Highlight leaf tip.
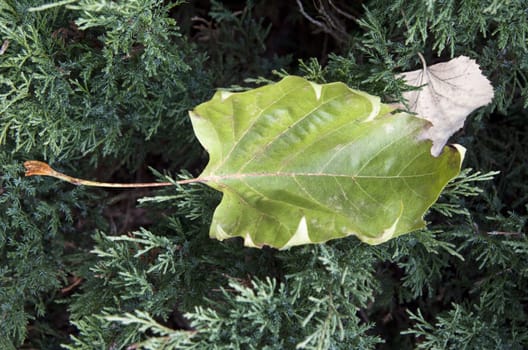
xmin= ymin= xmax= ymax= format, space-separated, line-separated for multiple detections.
xmin=451 ymin=144 xmax=466 ymax=162
xmin=219 ymin=90 xmax=234 ymax=101
xmin=308 ymin=81 xmax=323 ymax=100
xmin=362 ymin=94 xmax=382 ymax=122
xmin=244 ymin=233 xmax=259 ymax=248
xmin=280 ymin=216 xmax=309 ymax=250
xmin=214 ymin=224 xmax=231 ymax=241
xmin=361 ymin=204 xmax=403 ymax=245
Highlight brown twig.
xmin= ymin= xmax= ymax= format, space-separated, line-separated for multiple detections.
xmin=0 ymin=40 xmax=9 ymax=55
xmin=61 ymin=276 xmax=84 ymax=294
xmin=296 ymin=0 xmax=332 ymax=34
xmin=487 ymin=231 xmax=523 ymax=237
xmin=328 ymin=0 xmax=358 ymax=21
xmin=296 ymin=0 xmax=354 ymax=43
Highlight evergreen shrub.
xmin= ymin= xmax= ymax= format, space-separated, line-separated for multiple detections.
xmin=1 ymin=1 xmax=526 ymax=349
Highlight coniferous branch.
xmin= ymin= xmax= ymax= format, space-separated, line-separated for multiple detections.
xmin=1 ymin=1 xmax=527 ymax=348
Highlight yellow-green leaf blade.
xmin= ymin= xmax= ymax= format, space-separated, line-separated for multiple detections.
xmin=190 ymin=76 xmax=463 ymax=248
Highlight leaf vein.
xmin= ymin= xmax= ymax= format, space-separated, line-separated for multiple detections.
xmin=238 ymin=91 xmax=348 ymax=172
xmin=216 ymin=83 xmax=299 ymax=172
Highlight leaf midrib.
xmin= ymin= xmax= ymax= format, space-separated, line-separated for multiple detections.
xmin=197 ymin=171 xmax=437 ymax=184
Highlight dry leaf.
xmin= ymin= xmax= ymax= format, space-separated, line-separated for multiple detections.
xmin=397 ymin=55 xmax=494 ymax=156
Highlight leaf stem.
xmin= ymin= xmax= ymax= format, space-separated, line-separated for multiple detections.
xmin=23 ymin=160 xmax=201 ymax=188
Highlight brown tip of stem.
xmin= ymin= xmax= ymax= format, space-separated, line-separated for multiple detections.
xmin=24 ymin=160 xmax=55 ymax=177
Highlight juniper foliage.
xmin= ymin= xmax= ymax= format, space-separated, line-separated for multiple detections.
xmin=1 ymin=1 xmax=527 ymax=349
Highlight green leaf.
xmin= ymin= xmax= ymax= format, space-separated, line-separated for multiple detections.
xmin=189 ymin=76 xmax=464 ymax=249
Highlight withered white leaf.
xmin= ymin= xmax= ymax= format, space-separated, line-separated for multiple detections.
xmin=397 ymin=55 xmax=494 ymax=156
